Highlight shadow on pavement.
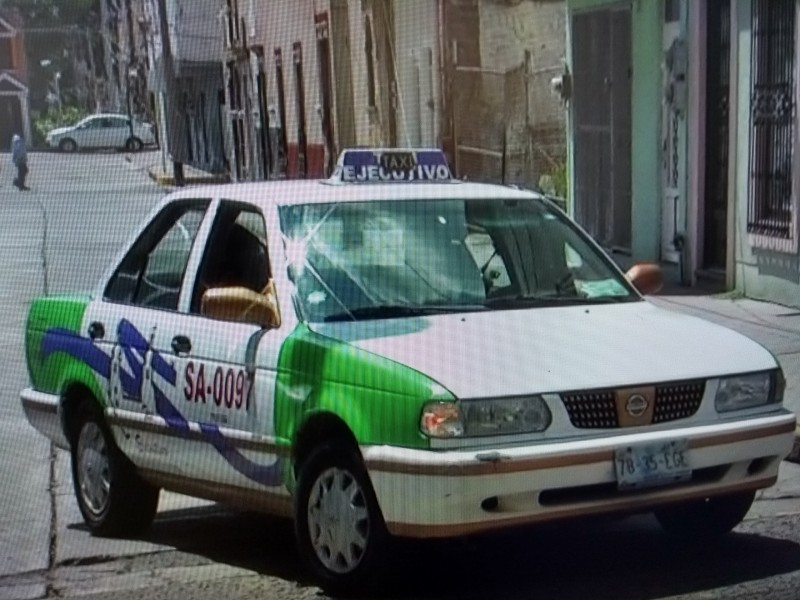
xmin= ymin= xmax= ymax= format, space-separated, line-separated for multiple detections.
xmin=65 ymin=506 xmax=800 ymax=600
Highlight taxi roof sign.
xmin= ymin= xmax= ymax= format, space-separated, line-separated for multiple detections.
xmin=329 ymin=148 xmax=454 ymax=184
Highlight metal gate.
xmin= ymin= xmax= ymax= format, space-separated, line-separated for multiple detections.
xmin=571 ymin=7 xmax=632 ymax=251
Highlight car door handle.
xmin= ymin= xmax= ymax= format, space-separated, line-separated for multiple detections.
xmin=88 ymin=321 xmax=105 ymax=340
xmin=171 ymin=335 xmax=191 ymax=354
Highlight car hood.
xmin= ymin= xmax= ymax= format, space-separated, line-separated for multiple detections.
xmin=308 ymin=300 xmax=777 ymax=398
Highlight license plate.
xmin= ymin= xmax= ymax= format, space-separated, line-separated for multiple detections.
xmin=614 ymin=440 xmax=691 ymax=490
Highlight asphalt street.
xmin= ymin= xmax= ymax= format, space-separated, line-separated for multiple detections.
xmin=0 ymin=151 xmax=800 ymax=600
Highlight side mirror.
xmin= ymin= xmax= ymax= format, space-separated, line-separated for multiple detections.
xmin=625 ymin=263 xmax=664 ymax=295
xmin=201 ymin=286 xmax=280 ymax=328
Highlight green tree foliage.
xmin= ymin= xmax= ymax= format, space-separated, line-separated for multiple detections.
xmin=32 ymin=105 xmax=87 ymax=143
xmin=2 ymin=0 xmax=97 ymax=27
xmin=2 ymin=0 xmax=101 ymax=119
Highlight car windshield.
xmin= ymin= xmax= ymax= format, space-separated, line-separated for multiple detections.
xmin=279 ymin=197 xmax=638 ymax=322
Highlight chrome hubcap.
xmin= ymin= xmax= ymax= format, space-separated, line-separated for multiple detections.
xmin=77 ymin=422 xmax=111 ymax=517
xmin=307 ymin=467 xmax=370 ymax=574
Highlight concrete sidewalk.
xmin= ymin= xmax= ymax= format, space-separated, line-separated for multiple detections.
xmin=649 ymin=289 xmax=800 ymax=518
xmin=146 ymin=163 xmax=229 ymax=186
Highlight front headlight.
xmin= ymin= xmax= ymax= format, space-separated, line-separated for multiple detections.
xmin=715 ymin=371 xmax=781 ymax=412
xmin=421 ymin=396 xmax=552 ymax=438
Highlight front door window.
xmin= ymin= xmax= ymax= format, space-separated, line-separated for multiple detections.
xmin=105 ymin=202 xmax=207 ymax=310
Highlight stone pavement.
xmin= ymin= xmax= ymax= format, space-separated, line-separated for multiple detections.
xmin=649 ymin=289 xmax=800 ymax=519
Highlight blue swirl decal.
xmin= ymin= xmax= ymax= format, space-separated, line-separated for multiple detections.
xmin=41 ymin=328 xmax=112 ymax=380
xmin=42 ymin=319 xmax=282 ymax=487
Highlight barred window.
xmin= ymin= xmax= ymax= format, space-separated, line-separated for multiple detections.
xmin=748 ymin=0 xmax=796 ymax=240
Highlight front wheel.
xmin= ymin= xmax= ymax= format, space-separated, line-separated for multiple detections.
xmin=58 ymin=138 xmax=77 ymax=153
xmin=654 ymin=491 xmax=756 ymax=541
xmin=294 ymin=443 xmax=388 ymax=594
xmin=125 ymin=137 xmax=144 ymax=152
xmin=70 ymin=403 xmax=159 ymax=537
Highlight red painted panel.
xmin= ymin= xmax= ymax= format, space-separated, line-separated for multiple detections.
xmin=287 ymin=143 xmax=298 ymax=178
xmin=306 ymin=144 xmax=325 ymax=178
xmin=287 ymin=143 xmax=325 ymax=179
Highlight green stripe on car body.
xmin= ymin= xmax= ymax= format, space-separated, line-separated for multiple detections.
xmin=274 ymin=323 xmax=454 ymax=451
xmin=25 ymin=294 xmax=105 ymax=402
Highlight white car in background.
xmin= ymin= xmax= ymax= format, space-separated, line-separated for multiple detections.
xmin=45 ymin=113 xmax=156 ymax=152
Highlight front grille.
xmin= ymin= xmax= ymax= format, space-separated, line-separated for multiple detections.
xmin=561 ymin=380 xmax=706 ymax=429
xmin=561 ymin=390 xmax=618 ymax=428
xmin=653 ymin=380 xmax=705 ymax=423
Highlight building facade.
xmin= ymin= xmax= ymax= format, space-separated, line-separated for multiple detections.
xmin=143 ymin=0 xmax=227 ymax=175
xmin=248 ymin=0 xmax=443 ymax=179
xmin=721 ymin=0 xmax=800 ymax=307
xmin=0 ymin=11 xmax=32 ymax=148
xmin=565 ymin=0 xmax=800 ymax=309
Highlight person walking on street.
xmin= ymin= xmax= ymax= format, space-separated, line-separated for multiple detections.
xmin=11 ymin=134 xmax=29 ymax=191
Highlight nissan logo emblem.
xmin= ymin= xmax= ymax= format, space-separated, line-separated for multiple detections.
xmin=626 ymin=394 xmax=649 ymax=418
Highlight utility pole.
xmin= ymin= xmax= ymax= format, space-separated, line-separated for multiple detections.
xmin=99 ymin=0 xmax=120 ymax=111
xmin=155 ymin=0 xmax=186 ymax=185
xmin=84 ymin=28 xmax=99 ymax=111
xmin=125 ymin=0 xmax=136 ymax=140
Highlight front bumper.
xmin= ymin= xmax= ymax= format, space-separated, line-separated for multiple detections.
xmin=363 ymin=412 xmax=796 ymax=538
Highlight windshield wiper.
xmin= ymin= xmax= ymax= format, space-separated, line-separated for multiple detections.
xmin=323 ymin=303 xmax=487 ymax=322
xmin=484 ymin=293 xmax=635 ymax=308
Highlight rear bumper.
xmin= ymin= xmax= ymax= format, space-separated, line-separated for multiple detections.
xmin=363 ymin=412 xmax=796 ymax=538
xmin=20 ymin=388 xmax=69 ymax=450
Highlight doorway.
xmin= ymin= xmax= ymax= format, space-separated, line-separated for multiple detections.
xmin=701 ymin=0 xmax=731 ymax=273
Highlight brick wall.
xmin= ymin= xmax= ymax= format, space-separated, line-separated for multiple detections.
xmin=479 ymin=0 xmax=565 ymax=73
xmin=479 ymin=0 xmax=567 ymax=184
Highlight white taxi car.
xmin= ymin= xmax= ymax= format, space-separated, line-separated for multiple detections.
xmin=20 ymin=148 xmax=796 ymax=592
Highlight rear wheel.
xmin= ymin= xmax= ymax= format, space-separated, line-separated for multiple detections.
xmin=294 ymin=442 xmax=388 ymax=594
xmin=70 ymin=402 xmax=159 ymax=537
xmin=58 ymin=138 xmax=77 ymax=153
xmin=655 ymin=491 xmax=756 ymax=541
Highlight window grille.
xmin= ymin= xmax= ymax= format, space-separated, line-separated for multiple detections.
xmin=748 ymin=0 xmax=796 ymax=240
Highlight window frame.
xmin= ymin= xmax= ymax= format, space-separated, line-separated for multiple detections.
xmin=102 ymin=199 xmax=211 ymax=312
xmin=189 ymin=200 xmax=273 ymax=316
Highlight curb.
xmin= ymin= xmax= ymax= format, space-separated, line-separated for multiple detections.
xmin=146 ymin=167 xmax=229 ymax=186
